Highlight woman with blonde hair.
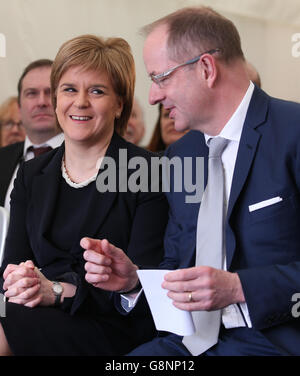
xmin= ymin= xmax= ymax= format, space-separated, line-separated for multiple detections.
xmin=0 ymin=96 xmax=25 ymax=147
xmin=0 ymin=35 xmax=168 ymax=356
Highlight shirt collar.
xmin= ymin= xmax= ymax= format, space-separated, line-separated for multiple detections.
xmin=205 ymin=81 xmax=255 ymax=146
xmin=24 ymin=133 xmax=64 ymax=156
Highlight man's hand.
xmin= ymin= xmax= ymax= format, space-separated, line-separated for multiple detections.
xmin=81 ymin=237 xmax=139 ymax=292
xmin=162 ymin=266 xmax=245 ymax=311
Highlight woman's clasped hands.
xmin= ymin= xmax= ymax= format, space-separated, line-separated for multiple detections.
xmin=2 ymin=260 xmax=55 ymax=307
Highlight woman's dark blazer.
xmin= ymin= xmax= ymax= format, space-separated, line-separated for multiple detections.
xmin=0 ymin=132 xmax=169 ymax=352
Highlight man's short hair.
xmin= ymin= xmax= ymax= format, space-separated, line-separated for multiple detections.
xmin=17 ymin=59 xmax=53 ymax=105
xmin=142 ymin=6 xmax=245 ymax=64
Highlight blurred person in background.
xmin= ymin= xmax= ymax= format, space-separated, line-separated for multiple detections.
xmin=147 ymin=103 xmax=188 ymax=152
xmin=0 ymin=59 xmax=63 ymax=210
xmin=0 ymin=96 xmax=26 ymax=147
xmin=123 ymin=97 xmax=145 ymax=145
xmin=246 ymin=61 xmax=261 ymax=88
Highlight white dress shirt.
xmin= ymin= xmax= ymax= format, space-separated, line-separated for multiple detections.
xmin=204 ymin=81 xmax=255 ymax=328
xmin=4 ymin=133 xmax=64 ymax=212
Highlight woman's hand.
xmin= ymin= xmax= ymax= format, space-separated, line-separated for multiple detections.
xmin=3 ymin=260 xmax=37 ymax=290
xmin=81 ymin=237 xmax=139 ymax=292
xmin=3 ymin=261 xmax=55 ymax=307
xmin=3 ymin=261 xmax=42 ymax=307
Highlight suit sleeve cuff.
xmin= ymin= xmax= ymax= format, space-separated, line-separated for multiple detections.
xmin=120 ymin=288 xmax=144 ymax=312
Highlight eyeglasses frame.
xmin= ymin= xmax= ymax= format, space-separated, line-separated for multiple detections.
xmin=150 ymin=48 xmax=221 ymax=86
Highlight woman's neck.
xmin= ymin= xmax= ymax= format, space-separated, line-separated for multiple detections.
xmin=64 ymin=132 xmax=113 ymax=183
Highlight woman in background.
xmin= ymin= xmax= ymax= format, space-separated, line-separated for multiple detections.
xmin=0 ymin=97 xmax=25 ymax=147
xmin=147 ymin=103 xmax=187 ymax=153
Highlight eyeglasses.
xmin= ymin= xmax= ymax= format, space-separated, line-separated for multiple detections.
xmin=1 ymin=121 xmax=23 ymax=129
xmin=150 ymin=48 xmax=221 ymax=87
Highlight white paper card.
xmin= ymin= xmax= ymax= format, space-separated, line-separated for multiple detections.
xmin=137 ymin=269 xmax=195 ymax=336
xmin=249 ymin=196 xmax=282 ymax=212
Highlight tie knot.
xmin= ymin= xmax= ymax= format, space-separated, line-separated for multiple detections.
xmin=208 ymin=137 xmax=228 ymax=158
xmin=28 ymin=146 xmax=52 ymax=158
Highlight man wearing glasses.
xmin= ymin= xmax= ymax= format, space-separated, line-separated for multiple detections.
xmin=0 ymin=59 xmax=63 ymax=210
xmin=82 ymin=6 xmax=300 ymax=355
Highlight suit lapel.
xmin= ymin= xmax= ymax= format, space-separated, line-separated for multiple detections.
xmin=226 ymin=87 xmax=269 ymax=268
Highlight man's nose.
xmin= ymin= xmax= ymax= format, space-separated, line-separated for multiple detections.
xmin=37 ymin=92 xmax=50 ymax=107
xmin=148 ymin=82 xmax=165 ymax=105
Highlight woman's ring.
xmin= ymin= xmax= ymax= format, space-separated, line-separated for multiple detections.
xmin=188 ymin=292 xmax=193 ymax=302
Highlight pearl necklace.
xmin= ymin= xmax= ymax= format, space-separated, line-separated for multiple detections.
xmin=61 ymin=156 xmax=98 ymax=189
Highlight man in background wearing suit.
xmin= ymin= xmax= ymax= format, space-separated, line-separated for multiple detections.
xmin=81 ymin=6 xmax=300 ymax=355
xmin=0 ymin=59 xmax=64 ymax=210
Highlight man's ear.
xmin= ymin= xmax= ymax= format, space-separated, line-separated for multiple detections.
xmin=198 ymin=54 xmax=218 ymax=88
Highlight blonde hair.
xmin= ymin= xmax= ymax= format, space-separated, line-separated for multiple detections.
xmin=0 ymin=96 xmax=19 ymax=146
xmin=0 ymin=96 xmax=19 ymax=125
xmin=51 ymin=34 xmax=135 ymax=135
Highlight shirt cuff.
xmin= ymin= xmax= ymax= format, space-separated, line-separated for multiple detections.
xmin=239 ymin=302 xmax=253 ymax=328
xmin=120 ymin=288 xmax=144 ymax=312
